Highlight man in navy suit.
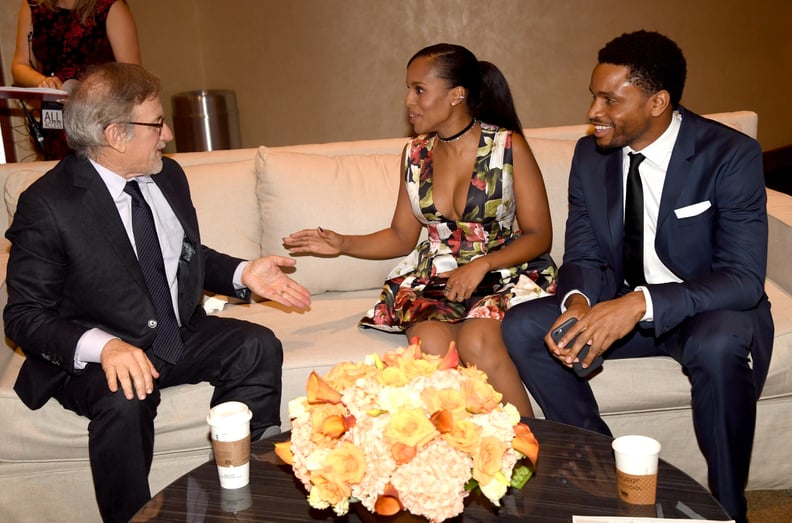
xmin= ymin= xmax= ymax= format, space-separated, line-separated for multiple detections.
xmin=4 ymin=63 xmax=312 ymax=522
xmin=502 ymin=31 xmax=772 ymax=522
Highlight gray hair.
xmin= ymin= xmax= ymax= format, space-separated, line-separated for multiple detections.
xmin=64 ymin=63 xmax=162 ymax=159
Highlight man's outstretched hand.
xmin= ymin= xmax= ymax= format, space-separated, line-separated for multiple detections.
xmin=242 ymin=256 xmax=312 ymax=309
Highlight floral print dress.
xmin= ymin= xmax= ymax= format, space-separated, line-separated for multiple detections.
xmin=360 ymin=123 xmax=557 ymax=332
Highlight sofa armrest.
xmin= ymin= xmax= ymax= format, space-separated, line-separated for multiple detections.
xmin=767 ymin=188 xmax=792 ymax=294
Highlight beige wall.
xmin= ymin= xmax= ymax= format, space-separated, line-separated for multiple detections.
xmin=2 ymin=0 xmax=791 ymax=156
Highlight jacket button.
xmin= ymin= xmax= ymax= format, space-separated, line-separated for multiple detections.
xmin=148 ymin=320 xmax=158 ymax=329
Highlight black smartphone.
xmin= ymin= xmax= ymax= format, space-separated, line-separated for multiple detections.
xmin=422 ymin=272 xmax=502 ymax=300
xmin=422 ymin=277 xmax=449 ymax=299
xmin=550 ymin=317 xmax=603 ymax=378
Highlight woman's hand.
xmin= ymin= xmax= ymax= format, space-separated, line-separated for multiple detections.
xmin=37 ymin=75 xmax=63 ymax=89
xmin=283 ymin=227 xmax=343 ymax=256
xmin=439 ymin=260 xmax=490 ymax=302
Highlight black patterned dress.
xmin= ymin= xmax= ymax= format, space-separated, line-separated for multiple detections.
xmin=360 ymin=123 xmax=557 ymax=332
xmin=28 ymin=0 xmax=118 ymax=159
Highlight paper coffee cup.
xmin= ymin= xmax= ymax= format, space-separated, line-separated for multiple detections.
xmin=207 ymin=401 xmax=253 ymax=489
xmin=612 ymin=435 xmax=661 ymax=504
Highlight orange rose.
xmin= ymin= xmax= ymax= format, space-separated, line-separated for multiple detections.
xmin=462 ymin=377 xmax=502 ymax=414
xmin=442 ymin=418 xmax=482 ymax=453
xmin=320 ymin=441 xmax=366 ymax=485
xmin=420 ymin=386 xmax=442 ymax=414
xmin=379 ymin=366 xmax=409 ymax=387
xmin=397 ymin=357 xmax=436 ymax=380
xmin=310 ymin=472 xmax=349 ymax=505
xmin=437 ymin=388 xmax=468 ymax=417
xmin=512 ymin=422 xmax=540 ymax=465
xmin=422 ymin=387 xmax=467 ymax=419
xmin=458 ymin=365 xmax=489 ymax=383
xmin=325 ymin=361 xmax=377 ymax=390
xmin=382 ymin=346 xmax=414 ymax=367
xmin=472 ymin=436 xmax=507 ymax=485
xmin=391 ymin=441 xmax=418 ymax=464
xmin=384 ymin=408 xmax=438 ymax=448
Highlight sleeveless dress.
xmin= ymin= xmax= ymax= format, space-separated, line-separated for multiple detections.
xmin=28 ymin=0 xmax=118 ymax=160
xmin=359 ymin=123 xmax=557 ymax=333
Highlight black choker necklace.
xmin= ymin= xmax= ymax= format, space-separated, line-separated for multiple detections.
xmin=437 ymin=118 xmax=477 ymax=142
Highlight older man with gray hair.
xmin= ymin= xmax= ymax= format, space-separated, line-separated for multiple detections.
xmin=4 ymin=62 xmax=311 ymax=522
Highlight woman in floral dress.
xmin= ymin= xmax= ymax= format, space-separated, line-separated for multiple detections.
xmin=285 ymin=44 xmax=555 ymax=416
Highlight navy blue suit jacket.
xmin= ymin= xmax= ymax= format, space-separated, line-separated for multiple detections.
xmin=558 ymin=107 xmax=772 ymax=386
xmin=4 ymin=155 xmax=247 ymax=409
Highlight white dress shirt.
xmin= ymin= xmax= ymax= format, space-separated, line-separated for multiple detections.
xmin=624 ymin=111 xmax=683 ymax=321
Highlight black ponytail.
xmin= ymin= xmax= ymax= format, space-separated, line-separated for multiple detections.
xmin=477 ymin=61 xmax=524 ymax=137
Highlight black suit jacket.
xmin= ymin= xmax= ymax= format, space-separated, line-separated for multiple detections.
xmin=4 ymin=155 xmax=247 ymax=409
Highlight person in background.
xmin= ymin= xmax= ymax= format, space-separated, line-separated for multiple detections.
xmin=4 ymin=62 xmax=311 ymax=522
xmin=502 ymin=30 xmax=772 ymax=523
xmin=11 ymin=0 xmax=140 ymax=159
xmin=284 ymin=43 xmax=556 ymax=418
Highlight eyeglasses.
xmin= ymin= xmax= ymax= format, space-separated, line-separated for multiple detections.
xmin=118 ymin=117 xmax=166 ymax=133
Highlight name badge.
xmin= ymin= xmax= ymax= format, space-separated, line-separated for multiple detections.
xmin=41 ymin=101 xmax=64 ymax=130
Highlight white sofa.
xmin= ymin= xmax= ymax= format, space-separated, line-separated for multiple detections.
xmin=0 ymin=111 xmax=790 ymax=522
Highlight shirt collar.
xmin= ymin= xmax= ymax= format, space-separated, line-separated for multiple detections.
xmin=89 ymin=159 xmax=154 ymax=201
xmin=624 ymin=110 xmax=682 ymax=170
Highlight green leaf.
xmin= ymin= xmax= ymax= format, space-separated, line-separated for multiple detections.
xmin=464 ymin=477 xmax=479 ymax=492
xmin=510 ymin=464 xmax=534 ymax=489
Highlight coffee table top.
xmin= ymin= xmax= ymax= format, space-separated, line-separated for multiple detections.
xmin=134 ymin=418 xmax=729 ymax=522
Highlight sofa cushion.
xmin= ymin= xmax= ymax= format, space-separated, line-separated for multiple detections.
xmin=273 ymin=137 xmax=409 ymax=156
xmin=183 ymin=159 xmax=260 ymax=261
xmin=256 ymin=146 xmax=403 ymax=294
xmin=4 ymin=168 xmax=48 ymax=225
xmin=525 ymin=137 xmax=576 ymax=264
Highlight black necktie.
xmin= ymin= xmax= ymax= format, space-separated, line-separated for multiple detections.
xmin=623 ymin=152 xmax=647 ymax=288
xmin=124 ymin=181 xmax=184 ymax=363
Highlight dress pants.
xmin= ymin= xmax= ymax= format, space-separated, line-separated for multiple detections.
xmin=502 ymin=295 xmax=772 ymax=521
xmin=55 ymin=315 xmax=283 ymax=523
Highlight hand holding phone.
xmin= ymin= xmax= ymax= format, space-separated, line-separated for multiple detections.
xmin=550 ymin=317 xmax=603 ymax=378
xmin=422 ymin=272 xmax=502 ymax=300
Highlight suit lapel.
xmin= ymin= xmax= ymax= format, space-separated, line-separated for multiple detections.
xmin=70 ymin=158 xmax=148 ymax=290
xmin=604 ymin=151 xmax=624 ymax=259
xmin=658 ymin=107 xmax=697 ymax=227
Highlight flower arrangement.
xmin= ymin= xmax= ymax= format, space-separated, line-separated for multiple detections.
xmin=275 ymin=339 xmax=539 ymax=523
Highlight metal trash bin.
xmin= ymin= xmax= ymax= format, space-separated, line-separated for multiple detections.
xmin=171 ymin=90 xmax=241 ymax=152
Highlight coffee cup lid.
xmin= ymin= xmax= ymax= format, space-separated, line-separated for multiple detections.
xmin=207 ymin=401 xmax=253 ymax=427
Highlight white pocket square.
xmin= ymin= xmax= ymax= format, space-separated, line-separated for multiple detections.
xmin=674 ymin=200 xmax=711 ymax=219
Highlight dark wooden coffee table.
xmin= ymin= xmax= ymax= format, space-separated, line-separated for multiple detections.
xmin=133 ymin=418 xmax=730 ymax=522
